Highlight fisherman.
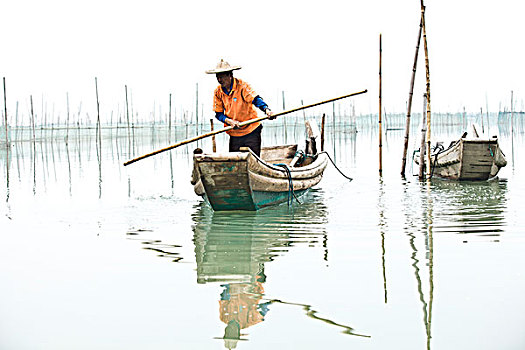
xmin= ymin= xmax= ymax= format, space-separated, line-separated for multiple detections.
xmin=205 ymin=59 xmax=274 ymax=156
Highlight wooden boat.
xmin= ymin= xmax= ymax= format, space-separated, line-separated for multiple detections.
xmin=415 ymin=126 xmax=507 ymax=180
xmin=191 ymin=121 xmax=328 ymax=211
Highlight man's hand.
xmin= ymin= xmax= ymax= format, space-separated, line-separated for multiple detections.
xmin=227 ymin=118 xmax=240 ymax=129
xmin=265 ymin=108 xmax=276 ymax=120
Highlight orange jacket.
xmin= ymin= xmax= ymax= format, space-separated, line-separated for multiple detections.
xmin=213 ymin=78 xmax=261 ymax=137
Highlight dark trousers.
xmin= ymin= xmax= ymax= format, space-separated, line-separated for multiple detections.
xmin=229 ymin=125 xmax=263 ymax=156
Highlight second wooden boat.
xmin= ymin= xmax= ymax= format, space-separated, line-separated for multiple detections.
xmin=415 ymin=126 xmax=507 ymax=180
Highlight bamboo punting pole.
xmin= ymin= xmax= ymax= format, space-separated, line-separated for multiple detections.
xmin=123 ymin=89 xmax=367 ymax=166
xmin=401 ymin=14 xmax=423 ymax=177
xmin=421 ymin=1 xmax=432 ymax=179
xmin=210 ymin=118 xmax=216 ymax=152
xmin=379 ymin=34 xmax=383 ymax=176
xmin=3 ymin=77 xmax=8 ymax=147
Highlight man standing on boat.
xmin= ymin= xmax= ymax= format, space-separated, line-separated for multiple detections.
xmin=206 ymin=59 xmax=274 ymax=156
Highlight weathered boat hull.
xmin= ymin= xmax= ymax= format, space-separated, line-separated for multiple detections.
xmin=192 ymin=145 xmax=328 ymax=211
xmin=416 ymin=138 xmax=507 ymax=180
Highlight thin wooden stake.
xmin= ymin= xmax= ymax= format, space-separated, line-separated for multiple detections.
xmin=125 ymin=85 xmax=131 ymax=153
xmin=168 ymin=93 xmax=172 ymax=143
xmin=210 ymin=118 xmax=216 ymax=152
xmin=66 ymin=93 xmax=70 ymax=144
xmin=30 ymin=95 xmax=36 ymax=142
xmin=401 ymin=14 xmax=423 ymax=177
xmin=419 ymin=94 xmax=427 ymax=180
xmin=379 ymin=34 xmax=383 ymax=176
xmin=321 ymin=113 xmax=326 ymax=151
xmin=3 ymin=77 xmax=8 ymax=147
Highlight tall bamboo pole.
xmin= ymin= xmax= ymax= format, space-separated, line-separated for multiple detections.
xmin=401 ymin=15 xmax=423 ymax=176
xmin=378 ymin=34 xmax=383 ymax=176
xmin=420 ymin=1 xmax=432 ymax=179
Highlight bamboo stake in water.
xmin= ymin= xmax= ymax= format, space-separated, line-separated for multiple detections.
xmin=401 ymin=14 xmax=423 ymax=177
xmin=3 ymin=77 xmax=8 ymax=147
xmin=168 ymin=93 xmax=172 ymax=143
xmin=421 ymin=1 xmax=432 ymax=179
xmin=378 ymin=34 xmax=383 ymax=176
xmin=66 ymin=93 xmax=70 ymax=144
xmin=30 ymin=95 xmax=36 ymax=143
xmin=124 ymin=89 xmax=368 ymax=166
xmin=419 ymin=94 xmax=427 ymax=180
xmin=480 ymin=107 xmax=484 ymax=134
xmin=195 ymin=83 xmax=199 ymax=136
xmin=95 ymin=78 xmax=101 ymax=145
xmin=125 ymin=85 xmax=131 ymax=154
xmin=321 ymin=113 xmax=326 ymax=151
xmin=210 ymin=118 xmax=216 ymax=152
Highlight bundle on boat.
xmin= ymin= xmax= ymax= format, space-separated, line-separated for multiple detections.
xmin=191 ymin=121 xmax=328 ymax=211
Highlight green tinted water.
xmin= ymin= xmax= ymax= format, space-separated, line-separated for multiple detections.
xmin=1 ymin=119 xmax=524 ymax=349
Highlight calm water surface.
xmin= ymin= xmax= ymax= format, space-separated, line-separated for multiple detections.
xmin=1 ymin=119 xmax=524 ymax=349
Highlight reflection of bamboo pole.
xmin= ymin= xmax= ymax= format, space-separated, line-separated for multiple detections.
xmin=401 ymin=15 xmax=423 ymax=177
xmin=420 ymin=1 xmax=432 ymax=179
xmin=263 ymin=299 xmax=370 ymax=338
xmin=210 ymin=118 xmax=216 ymax=152
xmin=379 ymin=34 xmax=383 ymax=176
xmin=427 ymin=222 xmax=434 ymax=350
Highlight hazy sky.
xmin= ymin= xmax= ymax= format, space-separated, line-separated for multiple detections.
xmin=2 ymin=0 xmax=524 ymax=123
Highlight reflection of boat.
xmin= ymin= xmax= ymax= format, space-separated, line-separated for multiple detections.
xmin=191 ymin=198 xmax=369 ymax=347
xmin=430 ymin=179 xmax=507 ymax=238
xmin=191 ymin=121 xmax=328 ymax=211
xmin=415 ymin=126 xmax=507 ymax=180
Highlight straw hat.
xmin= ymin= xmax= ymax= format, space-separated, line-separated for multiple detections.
xmin=205 ymin=59 xmax=242 ymax=74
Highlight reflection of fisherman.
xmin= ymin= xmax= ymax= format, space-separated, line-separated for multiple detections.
xmin=218 ymin=271 xmax=272 ymax=349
